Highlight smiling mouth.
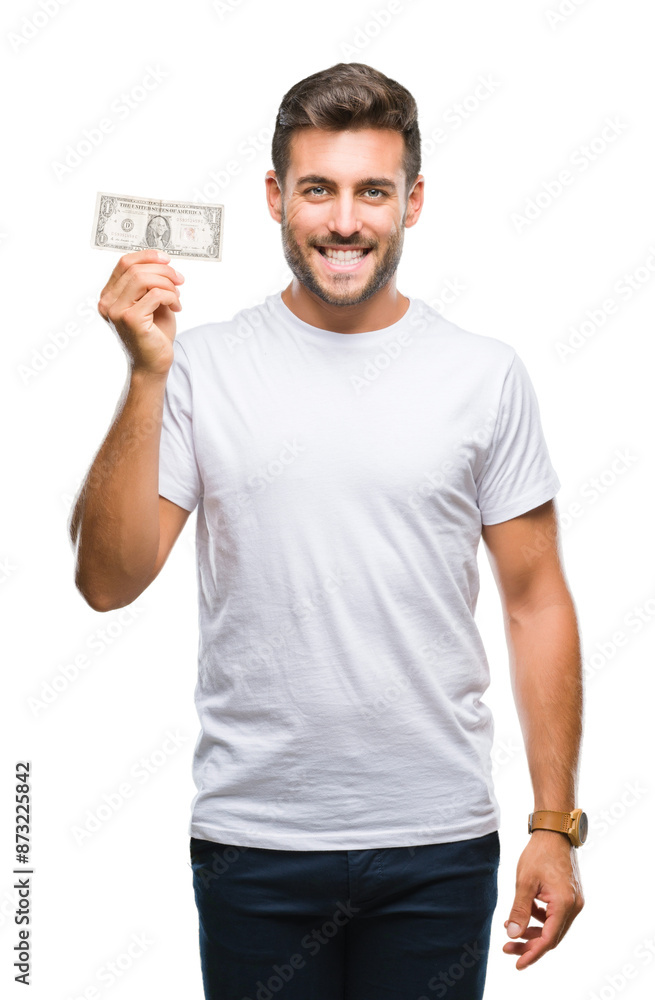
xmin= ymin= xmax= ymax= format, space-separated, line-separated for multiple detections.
xmin=315 ymin=246 xmax=372 ymax=266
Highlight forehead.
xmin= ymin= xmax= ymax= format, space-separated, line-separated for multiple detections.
xmin=287 ymin=128 xmax=405 ymax=182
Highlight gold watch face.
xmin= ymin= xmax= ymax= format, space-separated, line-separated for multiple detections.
xmin=570 ymin=808 xmax=588 ymax=846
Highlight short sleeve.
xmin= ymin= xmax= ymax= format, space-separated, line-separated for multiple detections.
xmin=158 ymin=339 xmax=202 ymax=513
xmin=475 ymin=352 xmax=560 ymax=525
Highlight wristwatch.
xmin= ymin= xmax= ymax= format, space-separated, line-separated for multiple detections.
xmin=528 ymin=808 xmax=588 ymax=847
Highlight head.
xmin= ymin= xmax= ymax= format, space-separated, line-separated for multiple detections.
xmin=149 ymin=216 xmax=168 ymax=238
xmin=266 ymin=62 xmax=424 ymax=307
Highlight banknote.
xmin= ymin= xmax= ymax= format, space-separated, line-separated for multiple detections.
xmin=91 ymin=192 xmax=224 ymax=261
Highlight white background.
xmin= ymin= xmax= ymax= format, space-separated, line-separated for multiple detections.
xmin=2 ymin=0 xmax=654 ymax=997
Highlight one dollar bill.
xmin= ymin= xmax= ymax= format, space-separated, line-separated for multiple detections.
xmin=91 ymin=191 xmax=223 ymax=261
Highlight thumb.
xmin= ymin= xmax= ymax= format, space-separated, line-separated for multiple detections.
xmin=506 ymin=898 xmax=532 ymax=938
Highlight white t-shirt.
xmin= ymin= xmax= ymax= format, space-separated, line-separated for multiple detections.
xmin=158 ymin=290 xmax=560 ymax=850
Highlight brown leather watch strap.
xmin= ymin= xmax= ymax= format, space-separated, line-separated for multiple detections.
xmin=530 ymin=810 xmax=570 ymax=833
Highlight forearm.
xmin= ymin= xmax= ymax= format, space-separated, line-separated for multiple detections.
xmin=69 ymin=368 xmax=168 ymax=610
xmin=506 ymin=598 xmax=584 ymax=811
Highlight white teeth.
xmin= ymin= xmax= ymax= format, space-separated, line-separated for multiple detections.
xmin=322 ymin=247 xmax=366 ymax=262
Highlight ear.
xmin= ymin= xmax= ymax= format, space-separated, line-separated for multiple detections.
xmin=404 ymin=174 xmax=425 ymax=230
xmin=265 ymin=170 xmax=284 ymax=223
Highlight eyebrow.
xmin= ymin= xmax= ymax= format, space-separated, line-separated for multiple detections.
xmin=295 ymin=174 xmax=397 ymax=192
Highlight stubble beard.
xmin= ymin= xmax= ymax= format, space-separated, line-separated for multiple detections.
xmin=279 ymin=205 xmax=406 ymax=307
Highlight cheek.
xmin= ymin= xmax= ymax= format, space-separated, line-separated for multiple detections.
xmin=284 ymin=200 xmax=324 ymax=233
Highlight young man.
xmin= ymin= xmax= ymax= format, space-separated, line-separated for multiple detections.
xmin=69 ymin=62 xmax=585 ymax=999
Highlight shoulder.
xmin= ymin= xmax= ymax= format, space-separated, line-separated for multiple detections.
xmin=410 ymin=298 xmax=517 ymax=372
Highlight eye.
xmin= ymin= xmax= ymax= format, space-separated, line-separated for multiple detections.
xmin=302 ymin=186 xmax=386 ymax=198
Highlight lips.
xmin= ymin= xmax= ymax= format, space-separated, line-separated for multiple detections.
xmin=317 ymin=243 xmax=370 ymax=254
xmin=314 ymin=246 xmax=372 ymax=271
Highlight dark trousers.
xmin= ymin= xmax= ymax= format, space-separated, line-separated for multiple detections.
xmin=190 ymin=829 xmax=500 ymax=999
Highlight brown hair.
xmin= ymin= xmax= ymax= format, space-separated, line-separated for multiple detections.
xmin=271 ymin=62 xmax=421 ymax=197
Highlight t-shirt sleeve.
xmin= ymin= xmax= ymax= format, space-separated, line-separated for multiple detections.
xmin=158 ymin=338 xmax=202 ymax=513
xmin=475 ymin=352 xmax=561 ymax=525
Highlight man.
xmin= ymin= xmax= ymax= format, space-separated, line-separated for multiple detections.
xmin=145 ymin=214 xmax=171 ymax=249
xmin=69 ymin=62 xmax=585 ymax=999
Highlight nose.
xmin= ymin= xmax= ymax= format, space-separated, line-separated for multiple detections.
xmin=327 ymin=193 xmax=364 ymax=239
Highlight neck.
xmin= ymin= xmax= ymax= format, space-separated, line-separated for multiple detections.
xmin=281 ymin=279 xmax=409 ymax=334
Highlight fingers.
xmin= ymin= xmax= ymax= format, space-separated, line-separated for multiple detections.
xmin=100 ymin=249 xmax=173 ymax=295
xmin=114 ymin=248 xmax=174 ymax=274
xmin=113 ymin=266 xmax=182 ymax=309
xmin=110 ymin=286 xmax=180 ymax=330
xmin=503 ymin=845 xmax=585 ymax=971
xmin=502 ymin=903 xmax=568 ymax=970
xmin=99 ymin=262 xmax=184 ymax=322
xmin=504 ymin=900 xmax=546 ymax=933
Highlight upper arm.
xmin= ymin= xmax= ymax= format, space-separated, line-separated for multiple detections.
xmin=150 ymin=495 xmax=192 ymax=582
xmin=481 ymin=498 xmax=570 ymax=623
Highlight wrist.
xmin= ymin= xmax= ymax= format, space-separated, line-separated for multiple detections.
xmin=533 ymin=802 xmax=575 ymax=812
xmin=530 ymin=828 xmax=571 ymax=842
xmin=130 ymin=366 xmax=170 ymax=384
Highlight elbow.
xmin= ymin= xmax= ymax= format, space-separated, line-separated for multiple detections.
xmin=74 ymin=571 xmax=122 ymax=613
xmin=75 ymin=579 xmax=115 ymax=613
xmin=74 ymin=571 xmax=148 ymax=613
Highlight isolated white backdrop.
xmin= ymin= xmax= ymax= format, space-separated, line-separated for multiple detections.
xmin=2 ymin=0 xmax=654 ymax=998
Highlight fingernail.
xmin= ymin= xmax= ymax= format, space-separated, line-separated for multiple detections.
xmin=157 ymin=251 xmax=170 ymax=261
xmin=507 ymin=922 xmax=521 ymax=938
xmin=174 ymin=270 xmax=184 ymax=281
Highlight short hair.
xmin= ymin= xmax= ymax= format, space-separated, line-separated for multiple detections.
xmin=271 ymin=62 xmax=421 ymax=197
